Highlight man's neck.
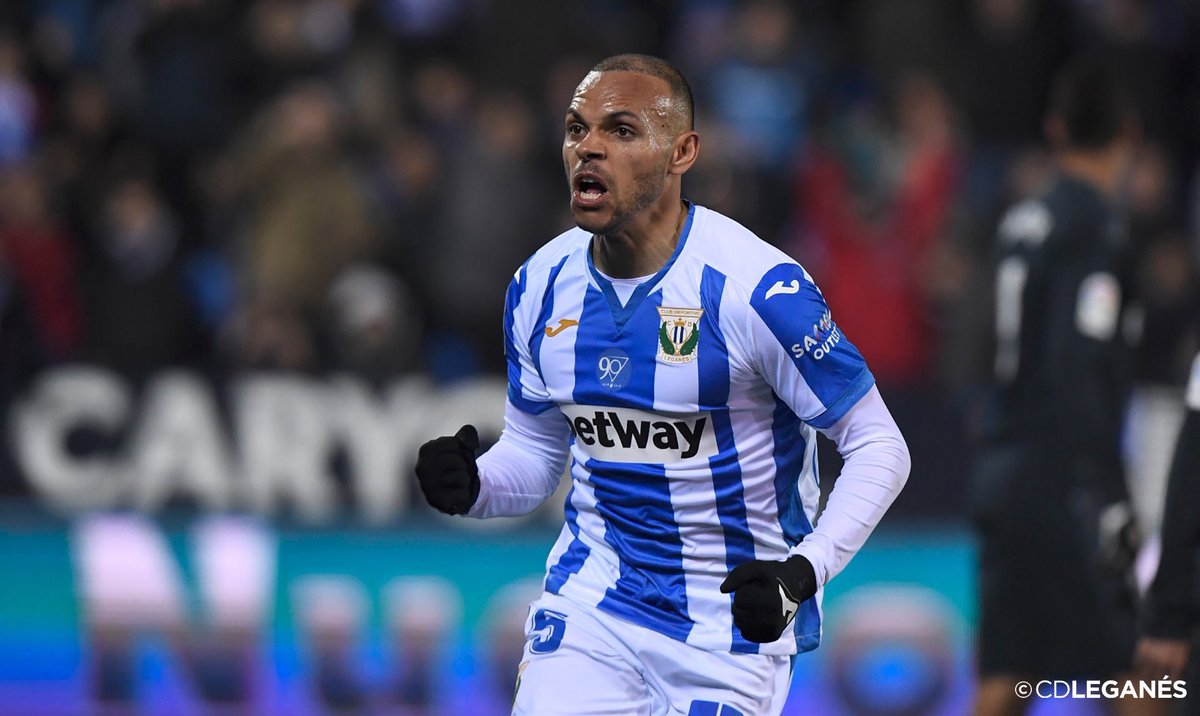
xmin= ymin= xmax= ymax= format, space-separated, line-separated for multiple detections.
xmin=592 ymin=198 xmax=688 ymax=279
xmin=1057 ymin=149 xmax=1123 ymax=199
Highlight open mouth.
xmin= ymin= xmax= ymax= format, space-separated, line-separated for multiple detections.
xmin=572 ymin=172 xmax=609 ymax=207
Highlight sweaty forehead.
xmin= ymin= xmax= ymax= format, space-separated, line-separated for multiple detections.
xmin=570 ymin=70 xmax=675 ymax=124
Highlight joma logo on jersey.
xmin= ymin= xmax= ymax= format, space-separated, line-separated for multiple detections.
xmin=656 ymin=306 xmax=703 ymax=364
xmin=790 ymin=309 xmax=841 ymax=361
xmin=561 ymin=404 xmax=718 ymax=463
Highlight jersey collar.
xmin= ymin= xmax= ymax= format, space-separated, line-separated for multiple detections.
xmin=585 ymin=201 xmax=696 ymax=332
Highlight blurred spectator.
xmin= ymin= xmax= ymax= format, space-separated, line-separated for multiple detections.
xmin=383 ymin=576 xmax=464 ymax=714
xmin=947 ymin=0 xmax=1071 ymax=213
xmin=0 ymin=161 xmax=83 ymax=362
xmin=0 ymin=32 xmax=36 ymax=166
xmin=237 ymin=0 xmax=359 ymax=106
xmin=81 ymin=174 xmax=206 ymax=378
xmin=703 ymin=0 xmax=822 ymax=239
xmin=131 ymin=0 xmax=241 ymax=232
xmin=292 ymin=576 xmax=371 ymax=711
xmin=235 ymin=81 xmax=373 ymax=312
xmin=793 ymin=72 xmax=961 ymax=387
xmin=326 ymin=263 xmax=423 ymax=382
xmin=369 ymin=127 xmax=442 ymax=319
xmin=1125 ymin=145 xmax=1200 ymax=386
xmin=427 ymin=90 xmax=555 ymax=376
xmin=43 ymin=73 xmax=131 ymax=241
xmin=223 ymin=292 xmax=319 ymax=373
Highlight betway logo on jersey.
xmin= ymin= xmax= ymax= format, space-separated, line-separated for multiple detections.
xmin=560 ymin=405 xmax=719 ymax=464
xmin=790 ymin=309 xmax=842 ymax=361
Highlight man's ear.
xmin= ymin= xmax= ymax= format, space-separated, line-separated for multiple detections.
xmin=668 ymin=131 xmax=700 ymax=176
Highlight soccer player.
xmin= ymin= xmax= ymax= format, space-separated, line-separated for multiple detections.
xmin=1135 ymin=345 xmax=1200 ymax=714
xmin=415 ymin=54 xmax=910 ymax=715
xmin=969 ymin=57 xmax=1149 ymax=716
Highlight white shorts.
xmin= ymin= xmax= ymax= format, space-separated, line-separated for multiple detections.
xmin=513 ymin=592 xmax=793 ymax=716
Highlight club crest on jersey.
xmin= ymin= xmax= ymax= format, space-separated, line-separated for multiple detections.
xmin=656 ymin=307 xmax=703 ymax=364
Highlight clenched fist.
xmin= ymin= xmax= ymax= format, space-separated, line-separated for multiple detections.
xmin=415 ymin=425 xmax=481 ymax=515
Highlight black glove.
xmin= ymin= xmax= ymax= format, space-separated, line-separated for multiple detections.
xmin=415 ymin=425 xmax=480 ymax=515
xmin=719 ymin=555 xmax=817 ymax=643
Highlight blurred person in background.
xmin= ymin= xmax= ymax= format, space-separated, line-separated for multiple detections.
xmin=426 ymin=90 xmax=556 ymax=378
xmin=1121 ymin=145 xmax=1199 ymax=539
xmin=292 ymin=576 xmax=371 ymax=711
xmin=219 ymin=80 xmax=373 ymax=375
xmin=383 ymin=576 xmax=463 ymax=715
xmin=0 ymin=161 xmax=83 ymax=365
xmin=790 ymin=72 xmax=963 ymax=514
xmin=414 ymin=54 xmax=910 ymax=715
xmin=702 ymin=0 xmax=821 ymax=242
xmin=793 ymin=71 xmax=961 ymax=391
xmin=1135 ymin=337 xmax=1200 ymax=715
xmin=236 ymin=81 xmax=373 ymax=310
xmin=326 ymin=263 xmax=423 ymax=383
xmin=82 ymin=173 xmax=207 ymax=379
xmin=0 ymin=30 xmax=36 ymax=165
xmin=947 ymin=0 xmax=1071 ymax=213
xmin=969 ymin=57 xmax=1147 ymax=716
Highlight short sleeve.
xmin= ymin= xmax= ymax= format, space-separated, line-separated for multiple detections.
xmin=748 ymin=263 xmax=875 ymax=429
xmin=504 ymin=264 xmax=556 ymax=415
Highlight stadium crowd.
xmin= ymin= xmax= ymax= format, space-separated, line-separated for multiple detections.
xmin=0 ymin=0 xmax=1198 ymax=516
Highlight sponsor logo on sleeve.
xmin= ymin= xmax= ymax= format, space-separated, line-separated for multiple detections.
xmin=789 ymin=309 xmax=842 ymax=361
xmin=765 ymin=279 xmax=801 ymax=300
xmin=561 ymin=404 xmax=718 ymax=464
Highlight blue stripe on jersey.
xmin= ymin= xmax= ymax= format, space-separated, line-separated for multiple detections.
xmin=698 ymin=267 xmax=759 ymax=654
xmin=769 ymin=395 xmax=814 ymax=547
xmin=750 ymin=263 xmax=874 ymax=427
xmin=505 ymin=264 xmax=554 ymax=415
xmin=529 ymin=255 xmax=571 ymax=385
xmin=545 ymin=479 xmax=590 ymax=594
xmin=585 ymin=202 xmax=695 ymax=330
xmin=770 ymin=394 xmax=822 ymax=650
xmin=572 ymin=286 xmax=691 ymax=640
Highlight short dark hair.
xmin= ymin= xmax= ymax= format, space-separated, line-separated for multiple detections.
xmin=590 ymin=53 xmax=694 ymax=131
xmin=1047 ymin=56 xmax=1134 ymax=150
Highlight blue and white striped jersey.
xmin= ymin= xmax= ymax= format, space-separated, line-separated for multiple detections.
xmin=503 ymin=203 xmax=875 ymax=656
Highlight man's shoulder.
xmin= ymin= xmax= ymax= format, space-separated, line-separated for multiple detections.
xmin=690 ymin=205 xmax=814 ymax=297
xmin=519 ymin=226 xmax=589 ymax=281
xmin=998 ymin=177 xmax=1110 ymax=255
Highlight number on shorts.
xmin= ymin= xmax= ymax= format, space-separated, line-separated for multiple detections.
xmin=529 ymin=608 xmax=567 ymax=654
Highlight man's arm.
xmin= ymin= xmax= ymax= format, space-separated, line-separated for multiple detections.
xmin=415 ymin=400 xmax=570 ymax=518
xmin=469 ymin=401 xmax=571 ymax=518
xmin=719 ymin=263 xmax=909 ymax=643
xmin=790 ymin=385 xmax=910 ymax=586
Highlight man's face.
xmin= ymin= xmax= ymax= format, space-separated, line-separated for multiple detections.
xmin=563 ymin=71 xmax=679 ymax=234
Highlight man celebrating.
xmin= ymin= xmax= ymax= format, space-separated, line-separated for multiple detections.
xmin=416 ymin=54 xmax=910 ymax=715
